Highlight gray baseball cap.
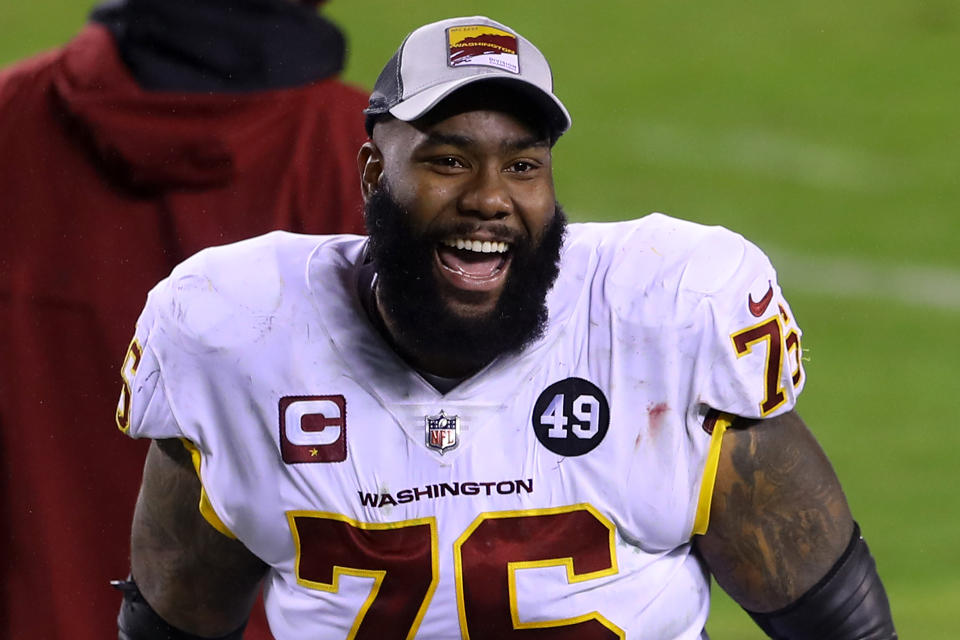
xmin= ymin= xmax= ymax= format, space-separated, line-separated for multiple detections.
xmin=364 ymin=16 xmax=571 ymax=138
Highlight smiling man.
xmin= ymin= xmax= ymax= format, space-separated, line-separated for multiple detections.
xmin=360 ymin=85 xmax=566 ymax=380
xmin=116 ymin=16 xmax=897 ymax=640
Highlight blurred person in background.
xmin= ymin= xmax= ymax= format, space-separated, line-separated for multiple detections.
xmin=0 ymin=0 xmax=368 ymax=637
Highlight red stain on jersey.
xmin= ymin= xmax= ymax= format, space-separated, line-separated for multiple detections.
xmin=647 ymin=402 xmax=669 ymax=435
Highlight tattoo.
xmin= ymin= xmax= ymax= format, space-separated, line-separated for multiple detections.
xmin=130 ymin=439 xmax=268 ymax=635
xmin=696 ymin=411 xmax=854 ymax=612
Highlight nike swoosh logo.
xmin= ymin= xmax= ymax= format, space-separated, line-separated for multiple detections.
xmin=748 ymin=282 xmax=774 ymax=317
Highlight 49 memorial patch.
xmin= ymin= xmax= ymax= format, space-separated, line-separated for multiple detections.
xmin=532 ymin=377 xmax=610 ymax=456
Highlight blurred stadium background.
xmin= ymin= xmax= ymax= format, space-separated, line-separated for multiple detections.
xmin=3 ymin=0 xmax=957 ymax=637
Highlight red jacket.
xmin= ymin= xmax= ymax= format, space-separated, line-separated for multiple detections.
xmin=0 ymin=23 xmax=368 ymax=639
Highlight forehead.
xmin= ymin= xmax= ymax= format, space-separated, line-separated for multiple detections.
xmin=425 ymin=109 xmax=547 ymax=146
xmin=377 ymin=108 xmax=550 ymax=155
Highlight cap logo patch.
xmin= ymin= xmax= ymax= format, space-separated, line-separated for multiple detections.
xmin=447 ymin=25 xmax=519 ymax=74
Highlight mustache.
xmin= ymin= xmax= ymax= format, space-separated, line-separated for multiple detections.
xmin=430 ymin=222 xmax=525 ymax=245
xmin=366 ymin=195 xmax=527 ymax=248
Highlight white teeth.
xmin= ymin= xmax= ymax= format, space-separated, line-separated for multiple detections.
xmin=442 ymin=238 xmax=509 ymax=254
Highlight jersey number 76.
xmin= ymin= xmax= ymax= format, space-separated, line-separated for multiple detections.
xmin=287 ymin=504 xmax=623 ymax=639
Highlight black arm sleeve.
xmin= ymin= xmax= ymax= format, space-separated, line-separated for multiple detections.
xmin=114 ymin=579 xmax=247 ymax=640
xmin=746 ymin=523 xmax=897 ymax=639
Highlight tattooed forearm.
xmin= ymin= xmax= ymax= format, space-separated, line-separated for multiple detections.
xmin=696 ymin=410 xmax=854 ymax=612
xmin=130 ymin=439 xmax=268 ymax=636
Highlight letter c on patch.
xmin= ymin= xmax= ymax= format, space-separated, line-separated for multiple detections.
xmin=279 ymin=395 xmax=347 ymax=463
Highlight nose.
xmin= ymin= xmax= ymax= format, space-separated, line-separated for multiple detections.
xmin=458 ymin=166 xmax=512 ymax=220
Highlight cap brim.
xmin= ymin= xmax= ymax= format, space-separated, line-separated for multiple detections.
xmin=388 ymin=76 xmax=571 ymax=136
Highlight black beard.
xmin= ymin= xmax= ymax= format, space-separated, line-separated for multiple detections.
xmin=364 ymin=186 xmax=566 ymax=375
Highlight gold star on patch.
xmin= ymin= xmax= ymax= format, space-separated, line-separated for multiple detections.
xmin=309 ymin=448 xmax=319 ymax=457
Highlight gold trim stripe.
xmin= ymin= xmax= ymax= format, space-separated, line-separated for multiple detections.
xmin=692 ymin=413 xmax=734 ymax=536
xmin=179 ymin=438 xmax=237 ymax=540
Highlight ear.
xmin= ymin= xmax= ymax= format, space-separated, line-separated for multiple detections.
xmin=357 ymin=141 xmax=384 ymax=203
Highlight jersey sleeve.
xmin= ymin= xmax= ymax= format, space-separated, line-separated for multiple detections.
xmin=684 ymin=230 xmax=805 ymax=420
xmin=116 ymin=277 xmax=185 ymax=441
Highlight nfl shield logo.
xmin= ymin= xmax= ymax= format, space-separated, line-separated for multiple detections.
xmin=425 ymin=410 xmax=460 ymax=454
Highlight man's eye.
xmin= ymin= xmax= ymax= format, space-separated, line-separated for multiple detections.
xmin=433 ymin=157 xmax=464 ymax=169
xmin=509 ymin=161 xmax=538 ymax=173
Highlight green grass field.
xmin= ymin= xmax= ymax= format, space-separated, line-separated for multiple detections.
xmin=4 ymin=1 xmax=958 ymax=636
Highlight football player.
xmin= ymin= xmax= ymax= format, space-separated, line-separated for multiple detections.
xmin=116 ymin=15 xmax=897 ymax=639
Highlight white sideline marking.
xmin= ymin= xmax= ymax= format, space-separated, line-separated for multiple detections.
xmin=768 ymin=248 xmax=960 ymax=312
xmin=628 ymin=122 xmax=909 ymax=192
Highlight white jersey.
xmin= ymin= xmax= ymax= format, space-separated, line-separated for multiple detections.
xmin=118 ymin=214 xmax=804 ymax=640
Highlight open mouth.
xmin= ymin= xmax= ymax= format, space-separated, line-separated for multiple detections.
xmin=436 ymin=237 xmax=512 ymax=290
